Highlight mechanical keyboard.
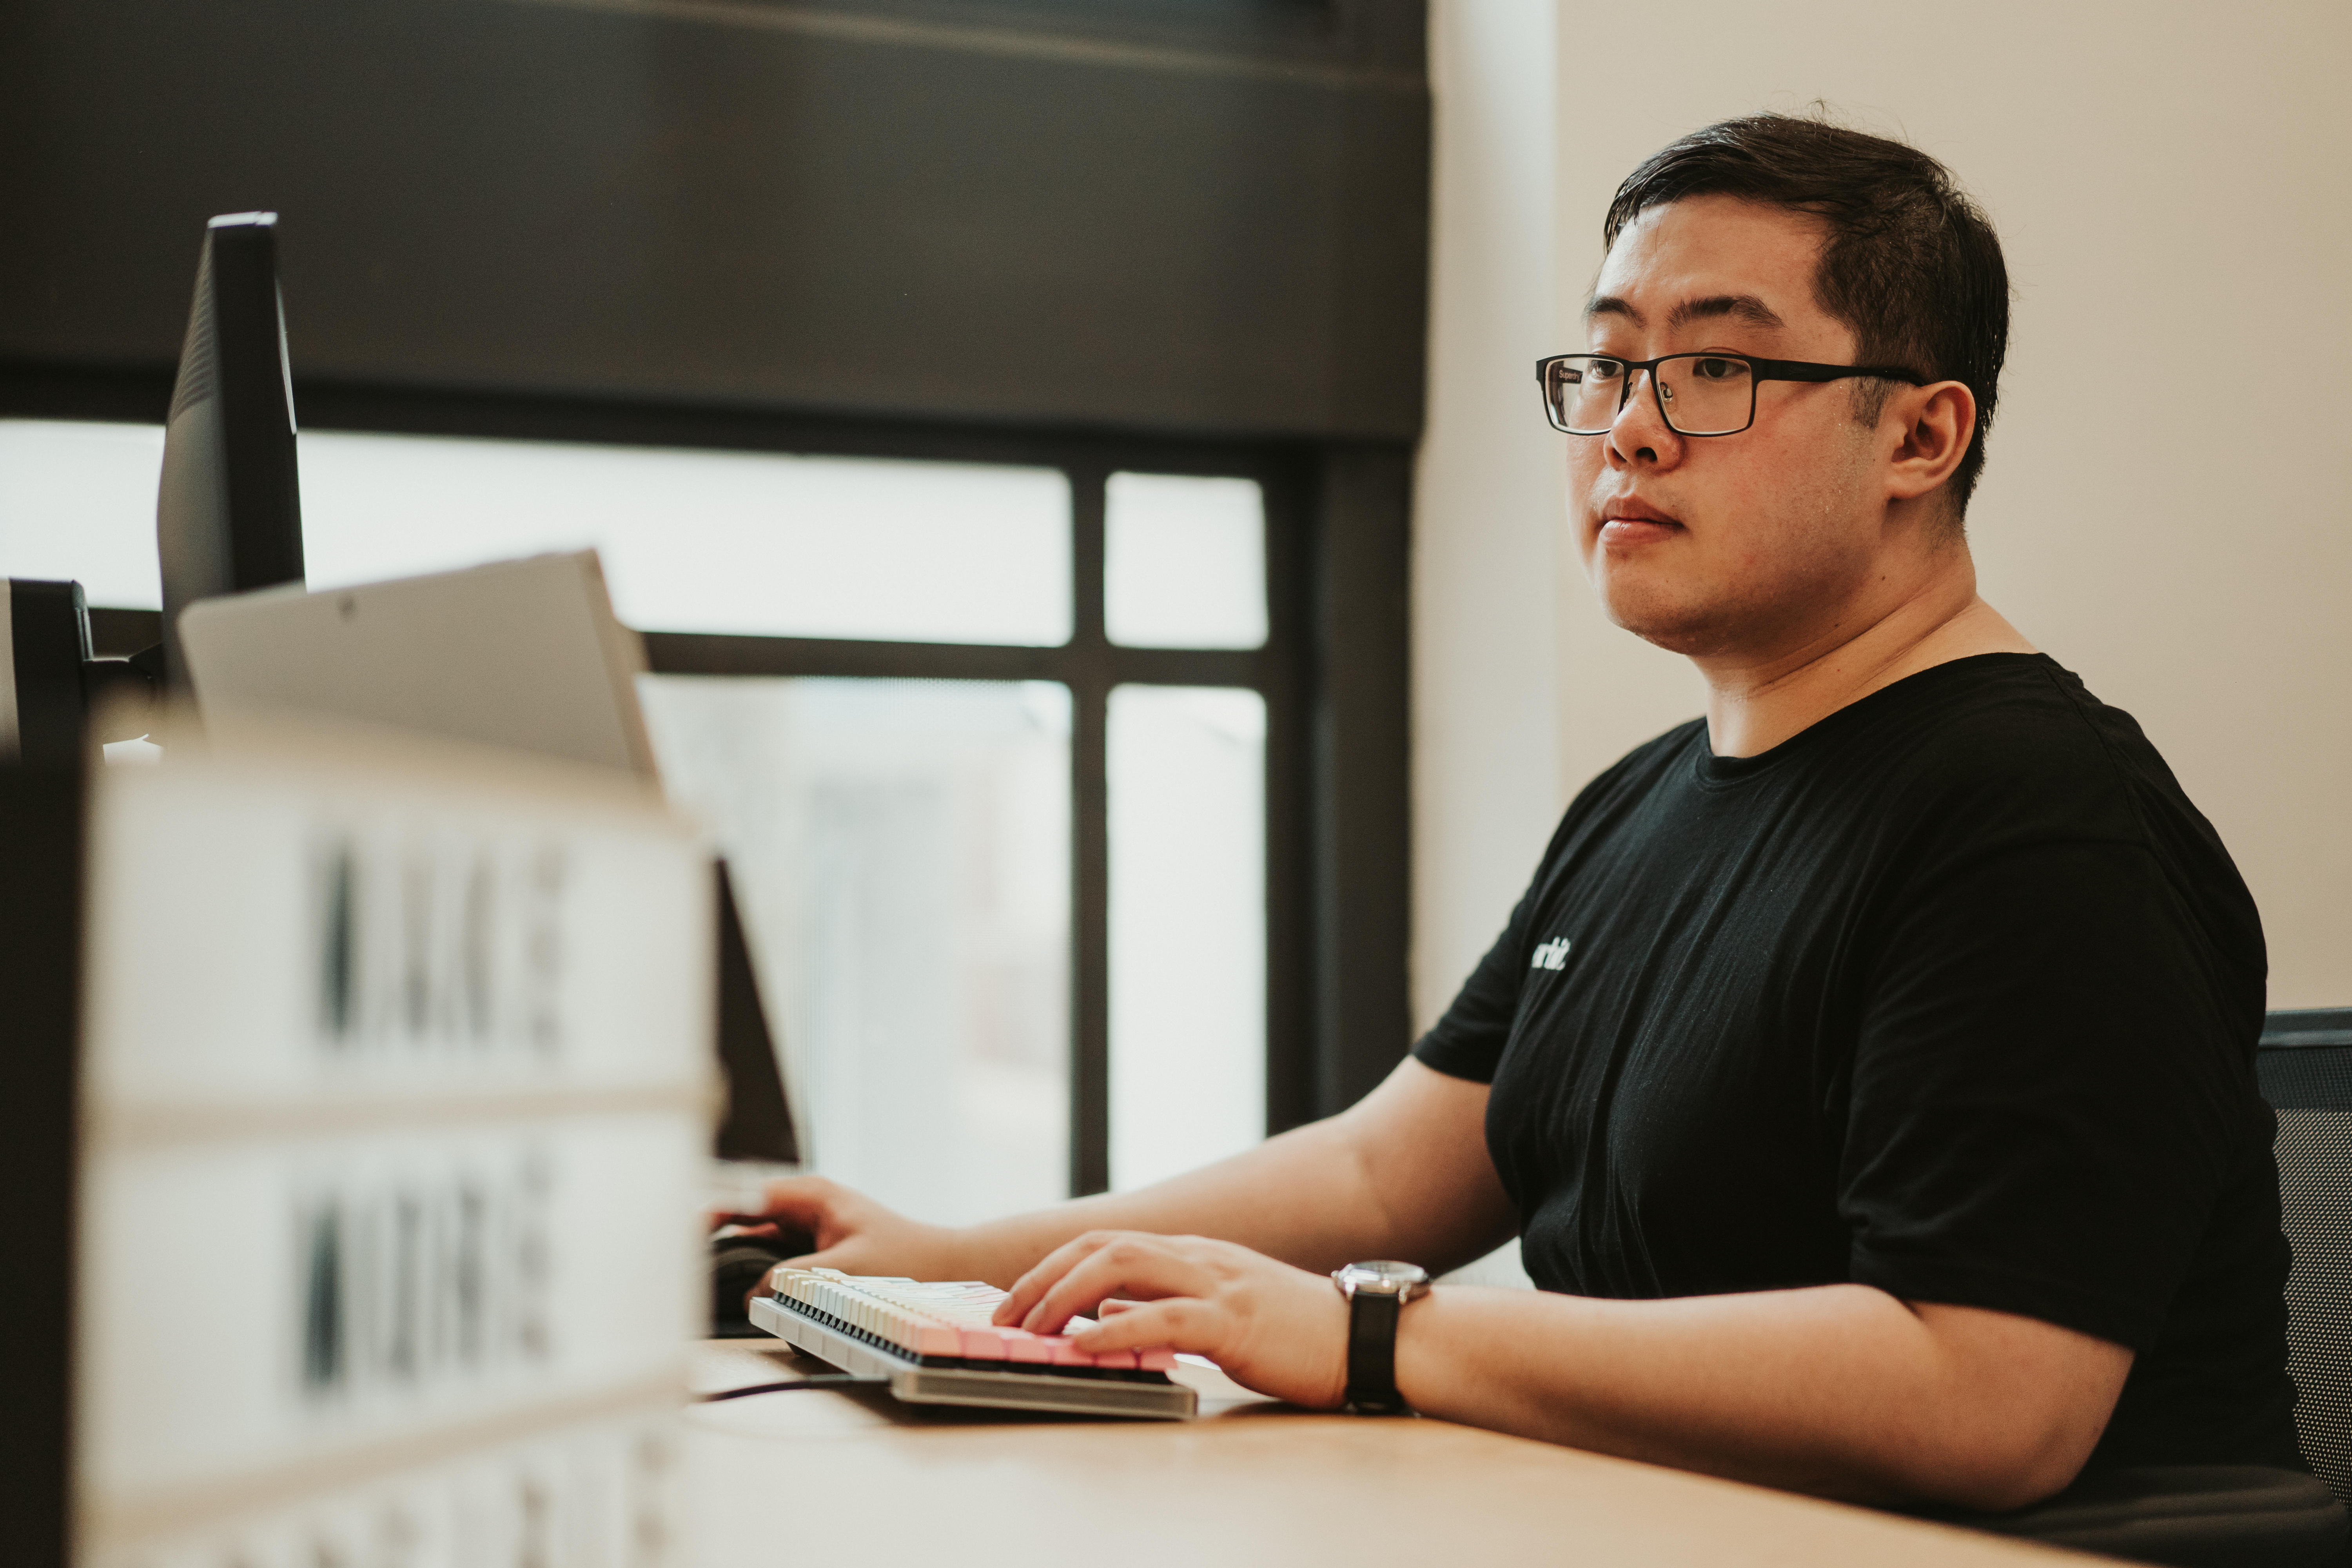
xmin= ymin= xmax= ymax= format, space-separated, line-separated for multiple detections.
xmin=750 ymin=1267 xmax=1198 ymax=1419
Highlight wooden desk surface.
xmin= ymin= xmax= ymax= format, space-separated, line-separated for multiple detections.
xmin=681 ymin=1341 xmax=2089 ymax=1567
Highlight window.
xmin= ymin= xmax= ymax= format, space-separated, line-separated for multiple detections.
xmin=1107 ymin=684 xmax=1265 ymax=1191
xmin=0 ymin=414 xmax=1300 ymax=1216
xmin=644 ymin=675 xmax=1074 ymax=1225
xmin=1105 ymin=472 xmax=1266 ymax=650
xmin=297 ymin=432 xmax=1076 ymax=647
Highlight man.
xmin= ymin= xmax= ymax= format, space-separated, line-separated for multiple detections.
xmin=735 ymin=114 xmax=2301 ymax=1510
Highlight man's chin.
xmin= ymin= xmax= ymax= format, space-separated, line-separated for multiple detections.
xmin=1595 ymin=585 xmax=1733 ymax=658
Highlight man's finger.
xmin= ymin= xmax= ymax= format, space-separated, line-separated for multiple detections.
xmin=1018 ymin=1238 xmax=1209 ymax=1334
xmin=1068 ymin=1297 xmax=1210 ymax=1356
xmin=769 ymin=1241 xmax=859 ymax=1281
xmin=751 ymin=1175 xmax=839 ymax=1223
xmin=993 ymin=1230 xmax=1123 ymax=1326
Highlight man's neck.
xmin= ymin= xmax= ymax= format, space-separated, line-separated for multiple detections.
xmin=1695 ymin=555 xmax=2036 ymax=759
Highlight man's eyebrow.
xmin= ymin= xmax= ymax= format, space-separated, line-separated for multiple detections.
xmin=1667 ymin=294 xmax=1786 ymax=331
xmin=1579 ymin=294 xmax=1788 ymax=332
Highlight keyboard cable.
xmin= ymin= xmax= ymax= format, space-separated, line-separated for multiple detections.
xmin=695 ymin=1376 xmax=889 ymax=1403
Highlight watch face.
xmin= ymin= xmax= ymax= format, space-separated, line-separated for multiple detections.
xmin=1336 ymin=1259 xmax=1431 ymax=1295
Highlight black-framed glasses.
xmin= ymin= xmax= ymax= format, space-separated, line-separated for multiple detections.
xmin=1535 ymin=353 xmax=1926 ymax=437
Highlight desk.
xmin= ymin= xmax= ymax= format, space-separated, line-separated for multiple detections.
xmin=681 ymin=1341 xmax=2089 ymax=1566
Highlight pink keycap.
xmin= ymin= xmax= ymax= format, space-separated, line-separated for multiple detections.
xmin=907 ymin=1325 xmax=961 ymax=1359
xmin=1002 ymin=1331 xmax=1051 ymax=1365
xmin=1136 ymin=1348 xmax=1176 ymax=1373
xmin=1092 ymin=1349 xmax=1137 ymax=1370
xmin=959 ymin=1328 xmax=1007 ymax=1361
xmin=1045 ymin=1338 xmax=1095 ymax=1368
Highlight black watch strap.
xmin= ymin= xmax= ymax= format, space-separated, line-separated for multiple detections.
xmin=1344 ymin=1290 xmax=1408 ymax=1414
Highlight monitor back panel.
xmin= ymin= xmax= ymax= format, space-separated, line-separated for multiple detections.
xmin=178 ymin=552 xmax=659 ymax=784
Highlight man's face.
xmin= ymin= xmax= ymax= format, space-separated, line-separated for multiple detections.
xmin=1569 ymin=195 xmax=1895 ymax=660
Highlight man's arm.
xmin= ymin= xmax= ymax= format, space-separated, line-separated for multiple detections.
xmin=1394 ymin=1282 xmax=2131 ymax=1509
xmin=1000 ymin=1233 xmax=2132 ymax=1512
xmin=733 ymin=1058 xmax=1519 ymax=1288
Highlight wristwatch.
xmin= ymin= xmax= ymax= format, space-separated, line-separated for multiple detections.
xmin=1331 ymin=1260 xmax=1432 ymax=1414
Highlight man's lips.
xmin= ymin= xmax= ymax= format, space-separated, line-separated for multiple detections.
xmin=1595 ymin=496 xmax=1683 ymax=543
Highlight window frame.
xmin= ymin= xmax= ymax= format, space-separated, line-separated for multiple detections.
xmin=15 ymin=374 xmax=1320 ymax=1199
xmin=628 ymin=439 xmax=1308 ymax=1201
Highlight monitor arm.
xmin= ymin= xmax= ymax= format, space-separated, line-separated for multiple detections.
xmin=83 ymin=644 xmax=163 ymax=745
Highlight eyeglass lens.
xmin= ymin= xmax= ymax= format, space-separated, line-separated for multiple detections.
xmin=1546 ymin=355 xmax=1756 ymax=436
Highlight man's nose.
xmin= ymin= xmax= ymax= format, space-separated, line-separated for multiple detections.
xmin=1606 ymin=368 xmax=1682 ymax=469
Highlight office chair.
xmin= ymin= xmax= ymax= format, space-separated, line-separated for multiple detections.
xmin=1931 ymin=1008 xmax=2352 ymax=1566
xmin=2260 ymin=1009 xmax=2352 ymax=1518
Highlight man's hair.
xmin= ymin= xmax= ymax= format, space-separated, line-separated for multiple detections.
xmin=1604 ymin=113 xmax=2010 ymax=516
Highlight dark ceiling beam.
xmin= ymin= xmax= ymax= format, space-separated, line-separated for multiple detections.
xmin=0 ymin=0 xmax=1429 ymax=444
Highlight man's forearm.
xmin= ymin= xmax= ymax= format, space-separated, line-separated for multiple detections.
xmin=1393 ymin=1283 xmax=2131 ymax=1510
xmin=947 ymin=1117 xmax=1414 ymax=1284
xmin=947 ymin=1068 xmax=1517 ymax=1288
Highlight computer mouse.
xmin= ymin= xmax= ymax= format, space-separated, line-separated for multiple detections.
xmin=709 ymin=1227 xmax=816 ymax=1337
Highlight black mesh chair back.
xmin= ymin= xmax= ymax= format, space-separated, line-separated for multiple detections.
xmin=1933 ymin=1008 xmax=2352 ymax=1565
xmin=2259 ymin=1006 xmax=2352 ymax=1512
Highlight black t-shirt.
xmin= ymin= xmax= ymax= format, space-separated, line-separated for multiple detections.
xmin=1415 ymin=653 xmax=2301 ymax=1470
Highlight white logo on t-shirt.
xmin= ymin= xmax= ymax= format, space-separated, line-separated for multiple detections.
xmin=1531 ymin=937 xmax=1571 ymax=972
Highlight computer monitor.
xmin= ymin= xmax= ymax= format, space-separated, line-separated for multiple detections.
xmin=156 ymin=211 xmax=306 ymax=696
xmin=3 ymin=214 xmax=305 ymax=762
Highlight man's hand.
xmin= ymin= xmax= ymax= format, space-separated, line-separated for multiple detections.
xmin=993 ymin=1230 xmax=1352 ymax=1409
xmin=715 ymin=1175 xmax=969 ymax=1283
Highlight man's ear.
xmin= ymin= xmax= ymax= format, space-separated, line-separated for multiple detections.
xmin=1884 ymin=381 xmax=1976 ymax=503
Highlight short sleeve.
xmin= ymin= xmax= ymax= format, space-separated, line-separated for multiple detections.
xmin=1412 ymin=888 xmax=1539 ymax=1084
xmin=1408 ymin=733 xmax=1692 ymax=1087
xmin=1839 ymin=838 xmax=2260 ymax=1351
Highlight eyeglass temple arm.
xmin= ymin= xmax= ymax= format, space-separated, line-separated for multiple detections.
xmin=1534 ymin=356 xmax=1927 ymax=385
xmin=1746 ymin=359 xmax=1927 ymax=385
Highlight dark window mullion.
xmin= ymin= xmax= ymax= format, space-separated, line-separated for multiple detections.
xmin=642 ymin=633 xmax=1258 ymax=687
xmin=1260 ymin=459 xmax=1310 ymax=1137
xmin=1098 ymin=646 xmax=1265 ymax=686
xmin=642 ymin=632 xmax=1069 ymax=682
xmin=1069 ymin=463 xmax=1111 ymax=1198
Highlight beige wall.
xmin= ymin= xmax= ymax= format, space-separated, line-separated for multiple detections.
xmin=1418 ymin=0 xmax=2352 ymax=1018
xmin=1412 ymin=0 xmax=1566 ymax=1031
